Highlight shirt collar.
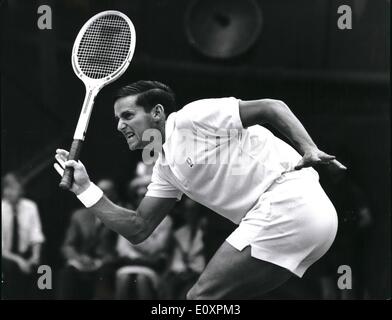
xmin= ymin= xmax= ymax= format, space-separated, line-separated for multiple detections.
xmin=162 ymin=112 xmax=176 ymax=155
xmin=165 ymin=112 xmax=176 ymax=141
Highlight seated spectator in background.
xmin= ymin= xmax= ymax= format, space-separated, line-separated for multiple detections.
xmin=164 ymin=197 xmax=206 ymax=300
xmin=57 ymin=179 xmax=119 ymax=299
xmin=115 ymin=162 xmax=173 ymax=300
xmin=2 ymin=173 xmax=45 ymax=299
xmin=123 ymin=162 xmax=155 ymax=211
xmin=116 ymin=217 xmax=173 ymax=299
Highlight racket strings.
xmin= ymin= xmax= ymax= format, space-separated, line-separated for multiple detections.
xmin=78 ymin=16 xmax=131 ymax=77
xmin=77 ymin=15 xmax=132 ymax=79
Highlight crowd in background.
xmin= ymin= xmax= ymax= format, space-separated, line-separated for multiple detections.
xmin=2 ymin=157 xmax=374 ymax=300
xmin=2 ymin=162 xmax=209 ymax=300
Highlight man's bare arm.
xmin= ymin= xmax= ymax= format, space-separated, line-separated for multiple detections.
xmin=54 ymin=149 xmax=177 ymax=244
xmin=90 ymin=195 xmax=176 ymax=244
xmin=239 ymin=99 xmax=346 ymax=170
xmin=29 ymin=243 xmax=42 ymax=265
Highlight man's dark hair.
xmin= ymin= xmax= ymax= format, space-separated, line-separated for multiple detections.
xmin=115 ymin=80 xmax=176 ymax=116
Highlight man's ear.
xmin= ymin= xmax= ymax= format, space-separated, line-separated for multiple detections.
xmin=151 ymin=104 xmax=165 ymax=121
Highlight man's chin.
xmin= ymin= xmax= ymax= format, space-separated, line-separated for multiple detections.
xmin=128 ymin=142 xmax=140 ymax=151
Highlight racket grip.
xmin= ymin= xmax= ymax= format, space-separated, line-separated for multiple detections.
xmin=59 ymin=139 xmax=83 ymax=190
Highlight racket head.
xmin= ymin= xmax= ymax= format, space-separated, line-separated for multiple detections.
xmin=71 ymin=10 xmax=136 ymax=88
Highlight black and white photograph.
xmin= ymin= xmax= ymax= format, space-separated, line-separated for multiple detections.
xmin=1 ymin=0 xmax=390 ymax=302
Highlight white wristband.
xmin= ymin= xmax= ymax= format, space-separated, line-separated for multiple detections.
xmin=76 ymin=182 xmax=103 ymax=208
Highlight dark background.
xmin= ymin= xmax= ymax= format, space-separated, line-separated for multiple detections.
xmin=1 ymin=0 xmax=390 ymax=299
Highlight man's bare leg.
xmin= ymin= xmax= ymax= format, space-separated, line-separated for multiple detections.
xmin=187 ymin=241 xmax=293 ymax=299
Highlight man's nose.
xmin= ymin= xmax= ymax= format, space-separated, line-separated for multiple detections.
xmin=117 ymin=119 xmax=126 ymax=131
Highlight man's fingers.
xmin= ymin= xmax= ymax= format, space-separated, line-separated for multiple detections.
xmin=294 ymin=159 xmax=306 ymax=170
xmin=318 ymin=153 xmax=336 ymax=163
xmin=65 ymin=160 xmax=81 ymax=169
xmin=53 ymin=163 xmax=64 ymax=176
xmin=55 ymin=150 xmax=67 ymax=162
xmin=55 ymin=154 xmax=66 ymax=169
xmin=330 ymin=159 xmax=347 ymax=170
xmin=56 ymin=149 xmax=69 ymax=157
xmin=295 ymin=152 xmax=346 ymax=171
xmin=322 ymin=154 xmax=336 ymax=160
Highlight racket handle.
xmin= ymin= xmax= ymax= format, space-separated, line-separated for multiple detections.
xmin=59 ymin=139 xmax=83 ymax=190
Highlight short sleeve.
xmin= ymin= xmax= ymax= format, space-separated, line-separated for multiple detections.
xmin=145 ymin=163 xmax=183 ymax=201
xmin=180 ymin=97 xmax=243 ymax=131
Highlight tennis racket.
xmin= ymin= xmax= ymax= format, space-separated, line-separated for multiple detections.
xmin=59 ymin=11 xmax=136 ymax=190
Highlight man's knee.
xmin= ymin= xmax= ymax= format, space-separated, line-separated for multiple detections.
xmin=186 ymin=284 xmax=199 ymax=300
xmin=186 ymin=280 xmax=217 ymax=300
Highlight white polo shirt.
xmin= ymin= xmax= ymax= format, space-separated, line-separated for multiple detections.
xmin=146 ymin=97 xmax=309 ymax=224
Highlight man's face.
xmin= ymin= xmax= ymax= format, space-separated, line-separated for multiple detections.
xmin=114 ymin=95 xmax=154 ymax=151
xmin=3 ymin=183 xmax=22 ymax=203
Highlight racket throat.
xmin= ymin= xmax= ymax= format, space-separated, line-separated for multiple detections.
xmin=73 ymin=87 xmax=98 ymax=140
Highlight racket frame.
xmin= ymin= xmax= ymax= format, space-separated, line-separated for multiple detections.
xmin=71 ymin=10 xmax=136 ymax=141
xmin=60 ymin=11 xmax=136 ymax=189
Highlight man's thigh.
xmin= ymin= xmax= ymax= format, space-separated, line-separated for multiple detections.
xmin=187 ymin=241 xmax=292 ymax=299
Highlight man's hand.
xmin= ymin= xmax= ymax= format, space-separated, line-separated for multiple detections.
xmin=68 ymin=255 xmax=101 ymax=271
xmin=295 ymin=148 xmax=347 ymax=171
xmin=54 ymin=149 xmax=91 ymax=195
xmin=78 ymin=254 xmax=97 ymax=269
xmin=16 ymin=257 xmax=32 ymax=274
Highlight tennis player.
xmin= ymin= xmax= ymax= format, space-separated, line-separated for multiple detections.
xmin=54 ymin=80 xmax=346 ymax=299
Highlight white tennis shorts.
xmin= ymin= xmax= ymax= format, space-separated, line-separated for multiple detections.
xmin=226 ymin=168 xmax=338 ymax=277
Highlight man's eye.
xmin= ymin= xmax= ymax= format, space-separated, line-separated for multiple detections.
xmin=123 ymin=112 xmax=133 ymax=119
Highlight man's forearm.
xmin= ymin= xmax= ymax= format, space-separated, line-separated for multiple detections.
xmin=90 ymin=195 xmax=147 ymax=244
xmin=2 ymin=250 xmax=22 ymax=263
xmin=266 ymin=100 xmax=318 ymax=155
xmin=30 ymin=243 xmax=42 ymax=264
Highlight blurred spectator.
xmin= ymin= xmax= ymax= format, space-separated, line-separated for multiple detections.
xmin=315 ymin=162 xmax=373 ymax=299
xmin=135 ymin=160 xmax=154 ymax=177
xmin=202 ymin=210 xmax=236 ymax=263
xmin=163 ymin=197 xmax=206 ymax=300
xmin=115 ymin=162 xmax=173 ymax=300
xmin=57 ymin=179 xmax=119 ymax=299
xmin=2 ymin=172 xmax=45 ymax=299
xmin=115 ymin=217 xmax=173 ymax=299
xmin=121 ymin=162 xmax=155 ymax=211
